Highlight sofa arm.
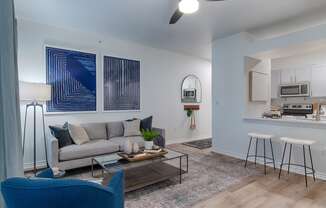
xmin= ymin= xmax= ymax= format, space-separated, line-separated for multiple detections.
xmin=47 ymin=134 xmax=59 ymax=168
xmin=152 ymin=127 xmax=165 ymax=147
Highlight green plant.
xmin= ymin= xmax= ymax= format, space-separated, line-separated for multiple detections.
xmin=141 ymin=129 xmax=159 ymax=141
xmin=186 ymin=109 xmax=193 ymax=117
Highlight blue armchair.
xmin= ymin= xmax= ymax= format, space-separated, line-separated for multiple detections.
xmin=1 ymin=169 xmax=124 ymax=208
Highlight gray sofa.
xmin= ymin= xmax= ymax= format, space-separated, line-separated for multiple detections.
xmin=47 ymin=121 xmax=165 ymax=171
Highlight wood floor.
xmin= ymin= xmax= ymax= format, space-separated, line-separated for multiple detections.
xmin=193 ymin=169 xmax=326 ymax=208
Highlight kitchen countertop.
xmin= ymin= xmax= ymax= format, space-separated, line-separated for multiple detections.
xmin=244 ymin=116 xmax=326 ymax=126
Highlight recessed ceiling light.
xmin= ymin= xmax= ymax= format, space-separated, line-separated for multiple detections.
xmin=179 ymin=0 xmax=199 ymax=14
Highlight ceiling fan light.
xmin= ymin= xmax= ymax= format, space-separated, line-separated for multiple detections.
xmin=179 ymin=0 xmax=199 ymax=14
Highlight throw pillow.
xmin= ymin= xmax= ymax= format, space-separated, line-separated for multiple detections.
xmin=140 ymin=116 xmax=153 ymax=131
xmin=123 ymin=119 xmax=141 ymax=137
xmin=49 ymin=126 xmax=73 ymax=148
xmin=68 ymin=123 xmax=90 ymax=145
xmin=107 ymin=121 xmax=124 ymax=138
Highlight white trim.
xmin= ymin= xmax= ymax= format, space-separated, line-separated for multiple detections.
xmin=24 ymin=160 xmax=48 ymax=172
xmin=43 ymin=44 xmax=99 ymax=115
xmin=101 ymin=53 xmax=142 ymax=113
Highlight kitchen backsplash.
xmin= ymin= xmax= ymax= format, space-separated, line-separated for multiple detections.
xmin=271 ymin=97 xmax=326 ymax=107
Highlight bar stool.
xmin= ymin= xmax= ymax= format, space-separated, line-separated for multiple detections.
xmin=278 ymin=137 xmax=316 ymax=187
xmin=244 ymin=133 xmax=276 ymax=175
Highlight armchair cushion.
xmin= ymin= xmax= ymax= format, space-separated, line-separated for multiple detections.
xmin=1 ymin=170 xmax=124 ymax=208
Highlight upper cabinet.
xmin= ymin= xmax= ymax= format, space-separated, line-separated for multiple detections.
xmin=250 ymin=71 xmax=268 ymax=102
xmin=281 ymin=69 xmax=296 ymax=84
xmin=295 ymin=68 xmax=312 ymax=83
xmin=280 ymin=68 xmax=311 ymax=84
xmin=311 ymin=66 xmax=326 ymax=97
xmin=271 ymin=70 xmax=280 ymax=99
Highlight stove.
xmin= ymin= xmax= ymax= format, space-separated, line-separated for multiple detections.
xmin=282 ymin=104 xmax=313 ymax=117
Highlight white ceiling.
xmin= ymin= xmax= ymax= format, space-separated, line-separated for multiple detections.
xmin=14 ymin=0 xmax=326 ymax=60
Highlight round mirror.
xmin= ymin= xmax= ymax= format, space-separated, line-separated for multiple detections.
xmin=181 ymin=75 xmax=202 ymax=103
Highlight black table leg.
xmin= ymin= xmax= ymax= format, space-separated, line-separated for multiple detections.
xmin=91 ymin=159 xmax=94 ymax=177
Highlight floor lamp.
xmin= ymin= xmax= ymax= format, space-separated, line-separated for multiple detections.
xmin=20 ymin=81 xmax=51 ymax=174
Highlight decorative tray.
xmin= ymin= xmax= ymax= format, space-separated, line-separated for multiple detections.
xmin=117 ymin=149 xmax=168 ymax=162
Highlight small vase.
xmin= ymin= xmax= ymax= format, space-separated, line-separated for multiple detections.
xmin=145 ymin=141 xmax=154 ymax=150
xmin=124 ymin=139 xmax=133 ymax=154
xmin=132 ymin=142 xmax=139 ymax=153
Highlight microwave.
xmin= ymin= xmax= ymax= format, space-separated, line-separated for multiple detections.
xmin=280 ymin=82 xmax=310 ymax=97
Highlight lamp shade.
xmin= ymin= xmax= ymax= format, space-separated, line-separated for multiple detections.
xmin=19 ymin=81 xmax=51 ymax=101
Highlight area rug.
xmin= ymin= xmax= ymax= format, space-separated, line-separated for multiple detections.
xmin=183 ymin=138 xmax=212 ymax=149
xmin=64 ymin=144 xmax=262 ymax=208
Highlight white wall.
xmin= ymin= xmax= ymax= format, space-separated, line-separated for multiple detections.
xmin=17 ymin=19 xmax=212 ymax=169
xmin=212 ymin=24 xmax=326 ymax=179
xmin=245 ymin=57 xmax=271 ymax=117
xmin=272 ymin=47 xmax=326 ymax=70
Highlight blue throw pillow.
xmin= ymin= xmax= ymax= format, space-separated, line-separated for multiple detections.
xmin=140 ymin=116 xmax=153 ymax=131
xmin=49 ymin=124 xmax=73 ymax=148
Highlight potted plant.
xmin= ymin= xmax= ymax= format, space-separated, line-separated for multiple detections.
xmin=142 ymin=129 xmax=159 ymax=150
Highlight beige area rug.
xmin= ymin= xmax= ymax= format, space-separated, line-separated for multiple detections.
xmin=63 ymin=144 xmax=263 ymax=208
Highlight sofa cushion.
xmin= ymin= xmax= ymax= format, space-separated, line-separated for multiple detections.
xmin=107 ymin=122 xmax=124 ymax=138
xmin=123 ymin=120 xmax=141 ymax=137
xmin=81 ymin=122 xmax=107 ymax=140
xmin=59 ymin=140 xmax=119 ymax=161
xmin=110 ymin=136 xmax=145 ymax=151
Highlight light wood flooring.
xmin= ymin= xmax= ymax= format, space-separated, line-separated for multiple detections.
xmin=193 ymin=169 xmax=326 ymax=208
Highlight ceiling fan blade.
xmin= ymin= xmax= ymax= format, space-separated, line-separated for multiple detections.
xmin=169 ymin=9 xmax=183 ymax=24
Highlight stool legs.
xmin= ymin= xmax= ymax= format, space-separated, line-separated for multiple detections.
xmin=255 ymin=139 xmax=258 ymax=166
xmin=308 ymin=146 xmax=316 ymax=182
xmin=303 ymin=145 xmax=308 ymax=188
xmin=279 ymin=142 xmax=288 ymax=179
xmin=279 ymin=143 xmax=316 ymax=188
xmin=244 ymin=137 xmax=253 ymax=168
xmin=288 ymin=144 xmax=293 ymax=174
xmin=244 ymin=137 xmax=275 ymax=175
xmin=263 ymin=139 xmax=266 ymax=175
xmin=270 ymin=139 xmax=276 ymax=170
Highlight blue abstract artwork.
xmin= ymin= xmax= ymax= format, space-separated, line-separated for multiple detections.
xmin=103 ymin=56 xmax=140 ymax=111
xmin=46 ymin=47 xmax=96 ymax=112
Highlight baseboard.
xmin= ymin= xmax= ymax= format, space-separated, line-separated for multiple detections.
xmin=24 ymin=160 xmax=48 ymax=172
xmin=212 ymin=147 xmax=326 ymax=181
xmin=167 ymin=137 xmax=211 ymax=145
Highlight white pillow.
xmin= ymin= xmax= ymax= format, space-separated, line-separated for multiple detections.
xmin=123 ymin=120 xmax=141 ymax=137
xmin=68 ymin=123 xmax=90 ymax=145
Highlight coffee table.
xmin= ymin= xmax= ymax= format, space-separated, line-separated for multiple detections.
xmin=91 ymin=149 xmax=188 ymax=192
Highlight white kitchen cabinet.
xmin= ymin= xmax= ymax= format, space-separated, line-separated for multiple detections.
xmin=281 ymin=69 xmax=295 ymax=84
xmin=295 ymin=68 xmax=311 ymax=83
xmin=311 ymin=66 xmax=326 ymax=97
xmin=250 ymin=71 xmax=268 ymax=102
xmin=271 ymin=70 xmax=280 ymax=99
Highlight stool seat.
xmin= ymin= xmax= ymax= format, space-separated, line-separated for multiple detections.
xmin=248 ymin=133 xmax=273 ymax=140
xmin=280 ymin=137 xmax=315 ymax=145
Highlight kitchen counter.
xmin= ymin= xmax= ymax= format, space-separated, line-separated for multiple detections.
xmin=244 ymin=116 xmax=326 ymax=127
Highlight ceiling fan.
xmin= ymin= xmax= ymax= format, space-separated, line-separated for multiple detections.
xmin=169 ymin=0 xmax=225 ymax=24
